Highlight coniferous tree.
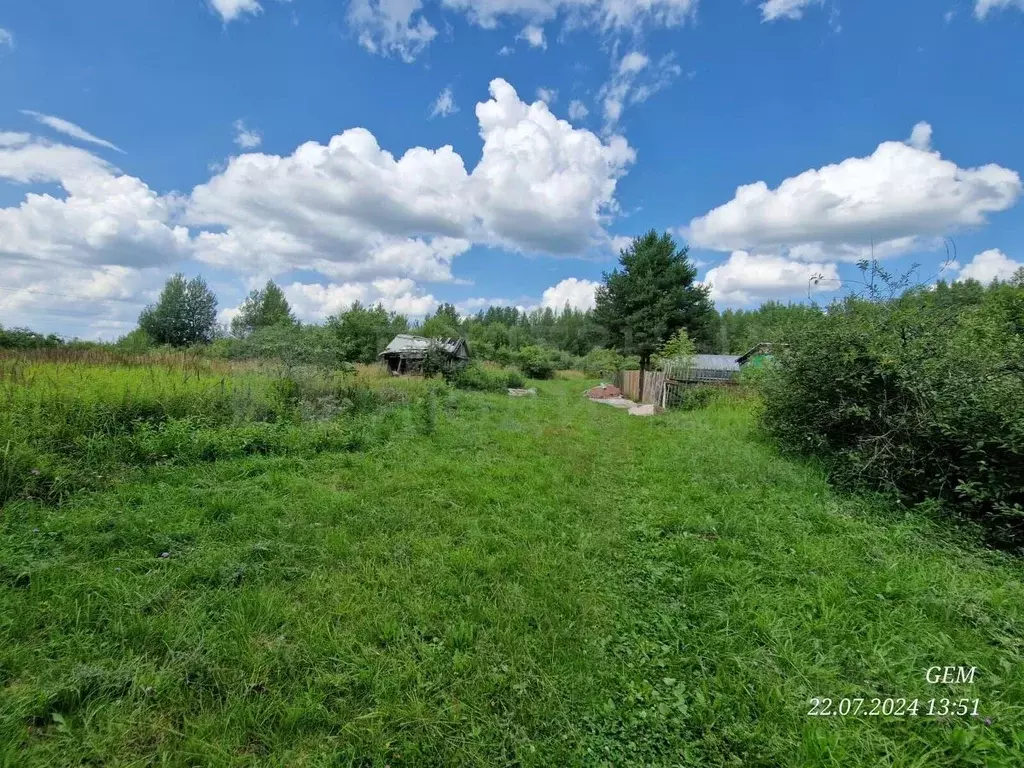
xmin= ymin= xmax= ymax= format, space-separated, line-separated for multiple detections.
xmin=594 ymin=230 xmax=714 ymax=398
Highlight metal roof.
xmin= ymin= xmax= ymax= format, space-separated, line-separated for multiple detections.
xmin=662 ymin=354 xmax=741 ymax=382
xmin=380 ymin=335 xmax=468 ymax=357
xmin=694 ymin=355 xmax=741 ymax=371
xmin=670 ymin=355 xmax=741 ymax=372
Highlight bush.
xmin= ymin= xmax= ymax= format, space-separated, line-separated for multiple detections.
xmin=211 ymin=324 xmax=350 ymax=369
xmin=758 ymin=282 xmax=1024 ymax=547
xmin=581 ymin=348 xmax=624 ymax=377
xmin=672 ymin=385 xmax=721 ymax=412
xmin=449 ymin=363 xmax=525 ymax=392
xmin=113 ymin=328 xmax=153 ymax=354
xmin=515 ymin=346 xmax=556 ymax=380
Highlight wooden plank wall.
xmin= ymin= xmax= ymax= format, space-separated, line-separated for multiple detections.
xmin=614 ymin=370 xmax=666 ymax=405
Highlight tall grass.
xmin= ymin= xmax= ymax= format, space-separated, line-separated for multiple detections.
xmin=1 ymin=379 xmax=1021 ymax=766
xmin=0 ymin=352 xmax=433 ymax=507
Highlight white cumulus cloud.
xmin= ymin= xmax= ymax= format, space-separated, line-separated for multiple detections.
xmin=518 ymin=24 xmax=546 ymax=47
xmin=536 ymin=87 xmax=558 ymax=104
xmin=282 ymin=277 xmax=438 ymax=321
xmin=0 ymin=261 xmax=162 ymax=339
xmin=187 ymin=78 xmax=632 ymax=277
xmin=702 ymin=251 xmax=839 ymax=305
xmin=0 ymin=28 xmax=13 ymax=49
xmin=470 ymin=79 xmax=635 ymax=253
xmin=907 ymin=121 xmax=932 ymax=151
xmin=348 ymin=0 xmax=438 ymax=62
xmin=1 ymin=79 xmax=634 ymax=336
xmin=0 ymin=135 xmax=190 ymax=270
xmin=957 ymin=249 xmax=1023 ymax=283
xmin=687 ymin=123 xmax=1021 ymax=261
xmin=541 ymin=277 xmax=601 ymax=311
xmin=568 ymin=100 xmax=589 ymax=120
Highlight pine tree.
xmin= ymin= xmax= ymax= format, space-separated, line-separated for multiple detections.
xmin=594 ymin=230 xmax=714 ymax=399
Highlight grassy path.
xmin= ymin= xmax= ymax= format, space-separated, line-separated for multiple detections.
xmin=2 ymin=381 xmax=1022 ymax=766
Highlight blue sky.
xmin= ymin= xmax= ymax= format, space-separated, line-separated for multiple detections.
xmin=1 ymin=0 xmax=1023 ymax=338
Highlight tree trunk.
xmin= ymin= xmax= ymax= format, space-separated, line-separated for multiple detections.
xmin=638 ymin=356 xmax=647 ymax=403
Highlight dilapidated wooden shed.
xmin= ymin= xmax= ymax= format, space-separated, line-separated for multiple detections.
xmin=379 ymin=335 xmax=470 ymax=375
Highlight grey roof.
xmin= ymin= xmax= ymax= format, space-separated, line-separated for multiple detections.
xmin=663 ymin=354 xmax=741 ymax=382
xmin=694 ymin=355 xmax=740 ymax=373
xmin=380 ymin=335 xmax=469 ymax=358
xmin=677 ymin=355 xmax=741 ymax=372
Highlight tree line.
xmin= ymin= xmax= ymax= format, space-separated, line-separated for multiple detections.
xmin=12 ymin=230 xmax=1014 ymax=385
xmin=3 ymin=230 xmax=814 ymax=373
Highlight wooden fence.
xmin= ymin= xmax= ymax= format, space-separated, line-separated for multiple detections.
xmin=613 ymin=370 xmax=666 ymax=405
xmin=614 ymin=369 xmax=743 ymax=408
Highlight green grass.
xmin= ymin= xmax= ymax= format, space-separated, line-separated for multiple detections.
xmin=1 ymin=375 xmax=1022 ymax=766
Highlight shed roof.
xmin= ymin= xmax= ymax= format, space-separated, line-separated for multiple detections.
xmin=380 ymin=335 xmax=469 ymax=358
xmin=662 ymin=354 xmax=741 ymax=382
xmin=679 ymin=355 xmax=741 ymax=373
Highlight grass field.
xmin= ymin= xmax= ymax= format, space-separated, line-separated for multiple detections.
xmin=1 ymin=362 xmax=1022 ymax=766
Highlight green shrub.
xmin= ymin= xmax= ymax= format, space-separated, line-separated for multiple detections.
xmin=113 ymin=328 xmax=153 ymax=354
xmin=212 ymin=324 xmax=350 ymax=369
xmin=580 ymin=348 xmax=623 ymax=376
xmin=758 ymin=282 xmax=1024 ymax=547
xmin=449 ymin=363 xmax=525 ymax=392
xmin=515 ymin=346 xmax=556 ymax=380
xmin=672 ymin=385 xmax=721 ymax=412
xmin=421 ymin=344 xmax=456 ymax=379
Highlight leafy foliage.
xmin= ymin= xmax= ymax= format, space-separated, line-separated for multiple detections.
xmin=326 ymin=302 xmax=410 ymax=364
xmin=211 ymin=323 xmax=350 ymax=369
xmin=0 ymin=325 xmax=64 ymax=349
xmin=112 ymin=328 xmax=154 ymax=354
xmin=229 ymin=280 xmax=296 ymax=338
xmin=449 ymin=362 xmax=526 ymax=392
xmin=420 ymin=341 xmax=461 ymax=379
xmin=659 ymin=327 xmax=697 ymax=363
xmin=759 ymin=278 xmax=1024 ymax=547
xmin=419 ymin=302 xmax=462 ymax=340
xmin=715 ymin=301 xmax=824 ymax=355
xmin=514 ymin=345 xmax=556 ymax=380
xmin=138 ymin=273 xmax=218 ymax=347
